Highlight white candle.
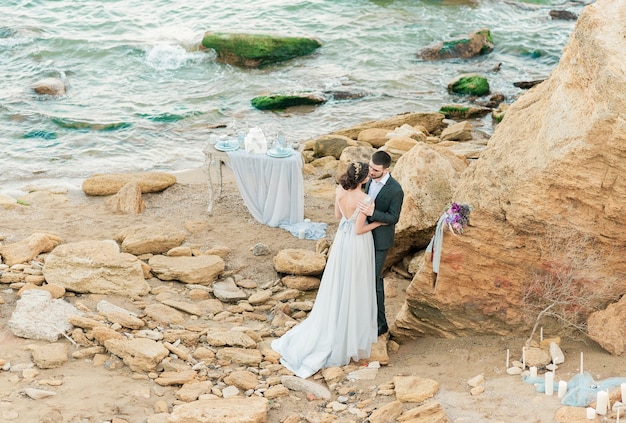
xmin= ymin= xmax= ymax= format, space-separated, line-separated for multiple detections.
xmin=506 ymin=349 xmax=510 ymax=368
xmin=522 ymin=346 xmax=526 ymax=369
xmin=580 ymin=351 xmax=584 ymax=374
xmin=596 ymin=390 xmax=608 ymax=415
xmin=540 ymin=326 xmax=543 ymax=342
xmin=545 ymin=372 xmax=554 ymax=396
xmin=297 ymin=228 xmax=306 ymax=240
xmin=558 ymin=380 xmax=568 ymax=398
xmin=622 ymin=383 xmax=626 ymax=403
xmin=586 ymin=407 xmax=596 ymax=420
xmin=529 ymin=366 xmax=537 ymax=378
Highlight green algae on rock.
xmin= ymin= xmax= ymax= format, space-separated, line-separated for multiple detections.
xmin=201 ymin=32 xmax=322 ymax=68
xmin=251 ymin=93 xmax=327 ymax=110
xmin=447 ymin=74 xmax=490 ymax=96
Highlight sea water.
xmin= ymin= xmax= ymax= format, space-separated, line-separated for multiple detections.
xmin=0 ymin=0 xmax=587 ymax=188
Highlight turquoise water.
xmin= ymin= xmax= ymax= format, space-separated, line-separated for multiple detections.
xmin=0 ymin=0 xmax=585 ymax=187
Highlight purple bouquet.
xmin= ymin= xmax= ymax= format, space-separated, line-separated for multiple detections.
xmin=444 ymin=202 xmax=471 ymax=234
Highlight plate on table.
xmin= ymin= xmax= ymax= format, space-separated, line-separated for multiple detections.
xmin=214 ymin=141 xmax=240 ymax=152
xmin=266 ymin=147 xmax=294 ymax=158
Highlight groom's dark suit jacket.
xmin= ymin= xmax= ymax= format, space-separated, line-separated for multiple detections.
xmin=365 ymin=175 xmax=404 ymax=250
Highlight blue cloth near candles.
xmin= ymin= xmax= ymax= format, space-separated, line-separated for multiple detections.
xmin=523 ymin=371 xmax=626 ymax=407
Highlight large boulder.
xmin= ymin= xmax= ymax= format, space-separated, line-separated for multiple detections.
xmin=43 ymin=240 xmax=150 ymax=296
xmin=418 ymin=28 xmax=494 ymax=60
xmin=200 ymin=32 xmax=322 ymax=68
xmin=388 ymin=143 xmax=468 ymax=266
xmin=81 ymin=172 xmax=176 ymax=196
xmin=393 ymin=0 xmax=626 ymax=340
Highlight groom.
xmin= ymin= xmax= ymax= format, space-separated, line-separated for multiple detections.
xmin=359 ymin=151 xmax=404 ymax=336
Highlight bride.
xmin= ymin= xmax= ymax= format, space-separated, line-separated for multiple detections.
xmin=271 ymin=162 xmax=382 ymax=378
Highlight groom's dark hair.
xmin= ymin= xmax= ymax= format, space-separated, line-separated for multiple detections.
xmin=371 ymin=151 xmax=392 ymax=169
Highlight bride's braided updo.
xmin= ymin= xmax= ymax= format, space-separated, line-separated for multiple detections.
xmin=338 ymin=161 xmax=369 ymax=190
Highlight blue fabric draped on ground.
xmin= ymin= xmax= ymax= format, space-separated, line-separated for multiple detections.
xmin=280 ymin=221 xmax=327 ymax=240
xmin=523 ymin=371 xmax=626 ymax=407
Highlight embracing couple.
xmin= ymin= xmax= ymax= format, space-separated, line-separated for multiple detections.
xmin=271 ymin=151 xmax=404 ymax=379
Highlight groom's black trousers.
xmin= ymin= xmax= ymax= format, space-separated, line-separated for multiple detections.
xmin=374 ymin=248 xmax=389 ymax=336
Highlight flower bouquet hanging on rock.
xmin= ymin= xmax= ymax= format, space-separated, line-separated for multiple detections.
xmin=425 ymin=202 xmax=472 ymax=292
xmin=443 ymin=202 xmax=472 ymax=235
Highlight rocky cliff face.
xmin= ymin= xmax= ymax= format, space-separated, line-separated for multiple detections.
xmin=393 ymin=0 xmax=626 ymax=340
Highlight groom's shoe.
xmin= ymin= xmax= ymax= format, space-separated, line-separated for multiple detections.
xmin=377 ymin=325 xmax=389 ymax=337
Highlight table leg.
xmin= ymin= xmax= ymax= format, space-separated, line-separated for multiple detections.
xmin=205 ymin=152 xmax=215 ymax=215
xmin=204 ymin=151 xmax=225 ymax=216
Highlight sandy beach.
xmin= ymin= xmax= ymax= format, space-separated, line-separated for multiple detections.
xmin=0 ymin=165 xmax=623 ymax=423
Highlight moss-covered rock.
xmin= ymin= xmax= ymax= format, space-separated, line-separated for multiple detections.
xmin=439 ymin=104 xmax=492 ymax=119
xmin=418 ymin=28 xmax=494 ymax=61
xmin=200 ymin=32 xmax=322 ymax=68
xmin=447 ymin=74 xmax=490 ymax=96
xmin=251 ymin=93 xmax=327 ymax=110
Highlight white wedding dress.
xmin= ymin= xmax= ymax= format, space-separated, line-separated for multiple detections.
xmin=271 ymin=203 xmax=377 ymax=378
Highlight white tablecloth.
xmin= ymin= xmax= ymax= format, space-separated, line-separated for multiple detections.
xmin=227 ymin=150 xmax=304 ymax=227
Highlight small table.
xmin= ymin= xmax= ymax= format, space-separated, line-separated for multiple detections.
xmin=204 ymin=145 xmax=304 ymax=227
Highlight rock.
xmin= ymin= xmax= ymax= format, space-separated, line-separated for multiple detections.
xmin=273 ymin=249 xmax=326 ymax=275
xmin=81 ymin=172 xmax=176 ymax=196
xmin=251 ymin=243 xmax=271 ymax=256
xmin=104 ymin=181 xmax=146 ymax=214
xmin=31 ymin=77 xmax=66 ymax=96
xmin=251 ymin=93 xmax=326 ymax=110
xmin=204 ymin=330 xmax=257 ymax=348
xmin=215 ymin=347 xmax=263 ymax=366
xmin=332 ymin=112 xmax=445 ymax=140
xmin=281 ymin=375 xmax=332 ymax=400
xmin=368 ymin=400 xmax=405 ymax=423
xmin=447 ymin=73 xmax=490 ymax=96
xmin=104 ymin=338 xmax=169 ymax=372
xmin=116 ymin=224 xmax=187 ymax=255
xmin=394 ymin=375 xmax=439 ymax=403
xmin=313 ymin=134 xmax=358 ymax=159
xmin=143 ymin=303 xmax=185 ymax=325
xmin=155 ymin=370 xmax=197 ymax=386
xmin=8 ymin=289 xmax=82 ymax=342
xmin=168 ymin=396 xmax=268 ymax=423
xmin=0 ymin=233 xmax=62 ymax=266
xmin=281 ymin=275 xmax=321 ymax=291
xmin=418 ymin=28 xmax=494 ymax=60
xmin=176 ymin=380 xmax=213 ymax=402
xmin=550 ymin=10 xmax=578 ymax=20
xmin=393 ymin=0 xmax=626 ymax=339
xmin=398 ymin=402 xmax=450 ymax=423
xmin=467 ymin=374 xmax=485 ymax=387
xmin=388 ymin=143 xmax=468 ymax=265
xmin=212 ymin=279 xmax=248 ymax=303
xmin=357 ymin=128 xmax=391 ymax=148
xmin=223 ymin=370 xmax=258 ymax=390
xmin=148 ymin=255 xmax=224 ymax=285
xmin=588 ymin=294 xmax=626 ymax=355
xmin=200 ymin=32 xmax=322 ymax=68
xmin=24 ymin=387 xmax=57 ymax=399
xmin=161 ymin=299 xmax=223 ymax=316
xmin=264 ymin=384 xmax=290 ymax=399
xmin=43 ymin=240 xmax=149 ymax=296
xmin=440 ymin=121 xmax=474 ymax=142
xmin=29 ymin=343 xmax=68 ymax=369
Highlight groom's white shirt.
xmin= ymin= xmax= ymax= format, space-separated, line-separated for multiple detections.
xmin=367 ymin=172 xmax=390 ymax=200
